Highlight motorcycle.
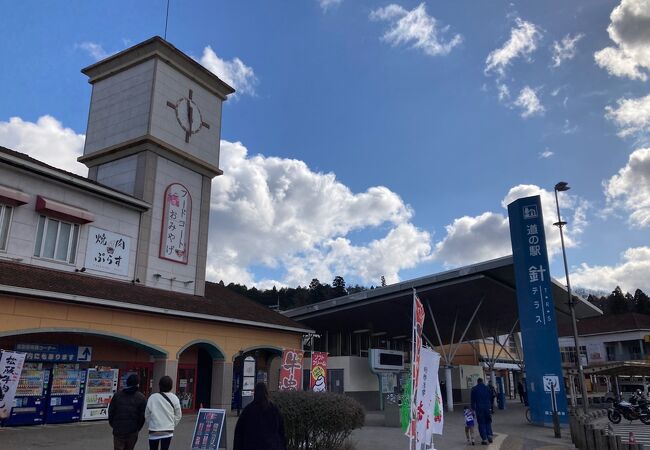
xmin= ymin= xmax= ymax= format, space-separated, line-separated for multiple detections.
xmin=608 ymin=390 xmax=650 ymax=424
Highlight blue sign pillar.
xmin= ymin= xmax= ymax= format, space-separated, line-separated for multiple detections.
xmin=508 ymin=195 xmax=568 ymax=425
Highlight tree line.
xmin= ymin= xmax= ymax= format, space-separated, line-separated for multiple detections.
xmin=222 ymin=275 xmax=386 ymax=310
xmin=585 ymin=287 xmax=650 ymax=316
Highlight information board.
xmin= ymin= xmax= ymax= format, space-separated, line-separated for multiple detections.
xmin=190 ymin=408 xmax=226 ymax=449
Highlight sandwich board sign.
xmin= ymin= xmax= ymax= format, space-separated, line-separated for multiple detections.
xmin=190 ymin=408 xmax=226 ymax=449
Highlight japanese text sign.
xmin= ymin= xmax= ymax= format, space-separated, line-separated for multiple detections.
xmin=191 ymin=408 xmax=226 ymax=449
xmin=310 ymin=352 xmax=328 ymax=392
xmin=160 ymin=183 xmax=192 ymax=264
xmin=508 ymin=195 xmax=568 ymax=426
xmin=85 ymin=226 xmax=130 ymax=276
xmin=0 ymin=351 xmax=26 ymax=419
xmin=279 ymin=349 xmax=304 ymax=391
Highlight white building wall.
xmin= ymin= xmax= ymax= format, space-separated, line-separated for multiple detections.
xmin=326 ymin=356 xmax=379 ymax=392
xmin=150 ymin=61 xmax=223 ymax=169
xmin=0 ymin=168 xmax=140 ymax=281
xmin=96 ymin=154 xmax=139 ymax=196
xmin=84 ymin=60 xmax=155 ymax=155
xmin=144 ymin=156 xmax=202 ymax=294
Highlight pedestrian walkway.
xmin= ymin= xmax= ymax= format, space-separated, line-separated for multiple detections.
xmin=603 ymin=422 xmax=650 ymax=446
xmin=0 ymin=401 xmax=575 ymax=450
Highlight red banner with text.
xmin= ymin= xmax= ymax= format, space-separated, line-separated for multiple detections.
xmin=309 ymin=352 xmax=328 ymax=392
xmin=279 ymin=348 xmax=304 ymax=391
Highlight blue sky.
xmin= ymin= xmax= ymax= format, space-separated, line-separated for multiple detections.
xmin=1 ymin=0 xmax=649 ymax=292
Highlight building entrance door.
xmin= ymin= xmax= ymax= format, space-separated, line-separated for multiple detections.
xmin=328 ymin=369 xmax=344 ymax=394
xmin=176 ymin=365 xmax=197 ymax=412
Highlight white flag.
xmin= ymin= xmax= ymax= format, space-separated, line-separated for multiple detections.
xmin=415 ymin=347 xmax=442 ymax=447
xmin=0 ymin=351 xmax=26 ymax=419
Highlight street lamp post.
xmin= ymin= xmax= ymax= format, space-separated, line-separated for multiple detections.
xmin=553 ymin=181 xmax=589 ymax=414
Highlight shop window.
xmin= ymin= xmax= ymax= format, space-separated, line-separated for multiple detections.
xmin=0 ymin=204 xmax=12 ymax=251
xmin=34 ymin=215 xmax=80 ymax=263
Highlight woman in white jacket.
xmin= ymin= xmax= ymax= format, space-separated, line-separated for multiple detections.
xmin=146 ymin=375 xmax=182 ymax=450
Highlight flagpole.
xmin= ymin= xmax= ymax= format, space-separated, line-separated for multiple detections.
xmin=410 ymin=288 xmax=417 ymax=450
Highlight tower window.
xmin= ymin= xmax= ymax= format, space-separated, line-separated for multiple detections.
xmin=34 ymin=215 xmax=80 ymax=264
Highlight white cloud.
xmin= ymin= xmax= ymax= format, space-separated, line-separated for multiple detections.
xmin=497 ymin=83 xmax=510 ymax=101
xmin=433 ymin=184 xmax=588 ymax=267
xmin=551 ymin=33 xmax=584 ymax=67
xmin=0 ymin=116 xmax=86 ymax=175
xmin=207 ymin=140 xmax=433 ymax=287
xmin=562 ymin=119 xmax=578 ymax=134
xmin=605 ymin=93 xmax=650 ymax=138
xmin=604 ymin=147 xmax=650 ymax=227
xmin=540 ymin=149 xmax=554 ymax=158
xmin=594 ymin=0 xmax=650 ymax=81
xmin=571 ymin=247 xmax=650 ymax=293
xmin=485 ymin=18 xmax=542 ymax=77
xmin=200 ymin=47 xmax=258 ymax=96
xmin=318 ymin=0 xmax=342 ymax=11
xmin=77 ymin=42 xmax=109 ymax=61
xmin=369 ymin=3 xmax=462 ymax=57
xmin=514 ymin=86 xmax=544 ymax=118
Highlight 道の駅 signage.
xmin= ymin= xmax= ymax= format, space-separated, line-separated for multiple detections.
xmin=507 ymin=195 xmax=568 ymax=426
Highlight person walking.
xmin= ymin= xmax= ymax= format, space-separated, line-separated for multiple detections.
xmin=146 ymin=375 xmax=182 ymax=450
xmin=108 ymin=374 xmax=147 ymax=450
xmin=471 ymin=378 xmax=494 ymax=445
xmin=234 ymin=382 xmax=286 ymax=450
xmin=517 ymin=381 xmax=525 ymax=404
xmin=488 ymin=380 xmax=497 ymax=413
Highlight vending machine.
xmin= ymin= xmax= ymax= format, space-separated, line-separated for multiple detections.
xmin=4 ymin=363 xmax=49 ymax=426
xmin=46 ymin=364 xmax=86 ymax=423
xmin=81 ymin=368 xmax=118 ymax=421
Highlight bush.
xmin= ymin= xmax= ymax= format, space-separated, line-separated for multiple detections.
xmin=271 ymin=391 xmax=365 ymax=450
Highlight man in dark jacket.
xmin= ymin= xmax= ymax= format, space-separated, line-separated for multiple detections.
xmin=234 ymin=382 xmax=286 ymax=450
xmin=108 ymin=374 xmax=147 ymax=450
xmin=471 ymin=378 xmax=493 ymax=445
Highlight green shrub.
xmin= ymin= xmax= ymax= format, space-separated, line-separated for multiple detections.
xmin=271 ymin=391 xmax=365 ymax=450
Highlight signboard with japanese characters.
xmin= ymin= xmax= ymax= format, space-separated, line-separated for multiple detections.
xmin=84 ymin=226 xmax=130 ymax=276
xmin=310 ymin=352 xmax=328 ymax=392
xmin=0 ymin=350 xmax=26 ymax=419
xmin=508 ymin=195 xmax=568 ymax=426
xmin=159 ymin=183 xmax=192 ymax=264
xmin=279 ymin=348 xmax=304 ymax=391
xmin=15 ymin=344 xmax=92 ymax=363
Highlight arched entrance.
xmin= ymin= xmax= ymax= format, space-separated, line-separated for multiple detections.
xmin=231 ymin=346 xmax=283 ymax=412
xmin=176 ymin=340 xmax=225 ymax=412
xmin=0 ymin=328 xmax=167 ymax=425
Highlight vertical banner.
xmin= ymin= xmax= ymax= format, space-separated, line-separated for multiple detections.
xmin=407 ymin=292 xmax=426 ymax=440
xmin=278 ymin=349 xmax=304 ymax=391
xmin=159 ymin=183 xmax=192 ymax=264
xmin=309 ymin=352 xmax=328 ymax=392
xmin=508 ymin=195 xmax=568 ymax=425
xmin=414 ymin=347 xmax=443 ymax=447
xmin=0 ymin=351 xmax=26 ymax=419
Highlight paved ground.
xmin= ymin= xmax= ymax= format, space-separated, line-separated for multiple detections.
xmin=0 ymin=401 xmax=576 ymax=449
xmin=593 ymin=417 xmax=650 ymax=446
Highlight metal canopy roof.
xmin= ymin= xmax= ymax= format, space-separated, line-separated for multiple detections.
xmin=568 ymin=361 xmax=650 ymax=377
xmin=284 ymin=256 xmax=602 ymax=345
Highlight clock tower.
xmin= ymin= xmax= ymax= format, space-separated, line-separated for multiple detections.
xmin=79 ymin=37 xmax=235 ymax=295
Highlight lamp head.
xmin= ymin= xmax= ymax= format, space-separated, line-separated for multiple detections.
xmin=555 ymin=181 xmax=570 ymax=192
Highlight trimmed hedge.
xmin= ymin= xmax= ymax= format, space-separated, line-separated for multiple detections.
xmin=271 ymin=391 xmax=365 ymax=450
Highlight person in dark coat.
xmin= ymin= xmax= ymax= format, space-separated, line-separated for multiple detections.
xmin=471 ymin=378 xmax=493 ymax=445
xmin=108 ymin=374 xmax=147 ymax=450
xmin=517 ymin=381 xmax=525 ymax=404
xmin=234 ymin=382 xmax=286 ymax=450
xmin=488 ymin=380 xmax=497 ymax=413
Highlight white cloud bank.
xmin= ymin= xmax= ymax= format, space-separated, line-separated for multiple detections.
xmin=369 ymin=3 xmax=462 ymax=57
xmin=606 ymin=93 xmax=650 ymax=138
xmin=318 ymin=0 xmax=342 ymax=11
xmin=485 ymin=18 xmax=542 ymax=77
xmin=434 ymin=185 xmax=588 ymax=267
xmin=551 ymin=33 xmax=584 ymax=67
xmin=200 ymin=47 xmax=258 ymax=96
xmin=605 ymin=147 xmax=650 ymax=227
xmin=594 ymin=0 xmax=650 ymax=80
xmin=572 ymin=247 xmax=650 ymax=293
xmin=514 ymin=86 xmax=545 ymax=118
xmin=0 ymin=116 xmax=86 ymax=175
xmin=76 ymin=42 xmax=110 ymax=61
